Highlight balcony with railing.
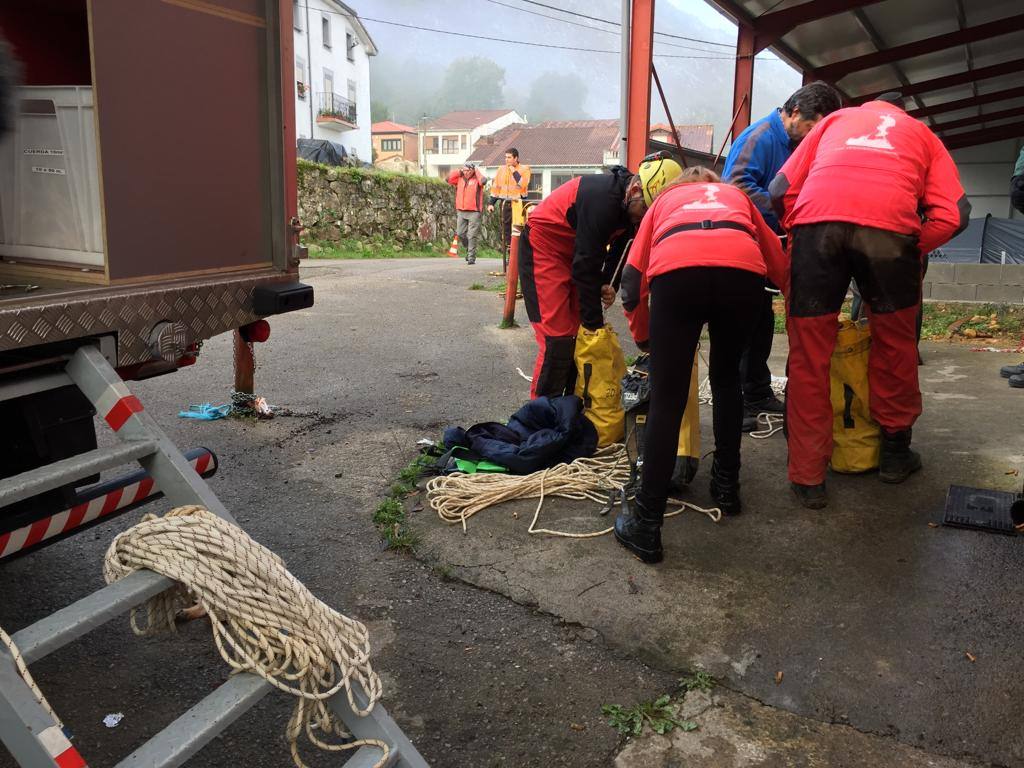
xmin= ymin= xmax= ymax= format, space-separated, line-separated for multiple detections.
xmin=316 ymin=92 xmax=357 ymax=129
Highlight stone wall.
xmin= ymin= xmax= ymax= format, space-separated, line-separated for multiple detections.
xmin=297 ymin=160 xmax=500 ymax=248
xmin=924 ymin=263 xmax=1024 ymax=303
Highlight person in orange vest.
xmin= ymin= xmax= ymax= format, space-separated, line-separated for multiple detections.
xmin=487 ymin=148 xmax=531 ymax=264
xmin=447 ymin=163 xmax=486 ymax=264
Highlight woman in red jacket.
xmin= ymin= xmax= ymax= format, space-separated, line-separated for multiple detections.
xmin=614 ymin=167 xmax=787 ymax=564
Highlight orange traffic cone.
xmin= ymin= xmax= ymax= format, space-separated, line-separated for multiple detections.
xmin=446 ymin=234 xmax=460 ymax=258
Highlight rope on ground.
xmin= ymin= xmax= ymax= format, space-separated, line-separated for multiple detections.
xmin=425 ymin=445 xmax=721 ymax=537
xmin=103 ymin=505 xmax=387 ymax=768
xmin=0 ymin=626 xmax=62 ymax=726
xmin=696 ymin=350 xmax=786 ymax=439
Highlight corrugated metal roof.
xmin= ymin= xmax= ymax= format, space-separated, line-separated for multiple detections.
xmin=703 ymin=0 xmax=1024 ymax=149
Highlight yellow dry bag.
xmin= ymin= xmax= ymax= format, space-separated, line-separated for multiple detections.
xmin=829 ymin=318 xmax=880 ymax=473
xmin=676 ymin=355 xmax=701 ymax=461
xmin=575 ymin=326 xmax=627 ymax=447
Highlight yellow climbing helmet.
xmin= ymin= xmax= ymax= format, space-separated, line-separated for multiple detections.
xmin=637 ymin=152 xmax=684 ymax=206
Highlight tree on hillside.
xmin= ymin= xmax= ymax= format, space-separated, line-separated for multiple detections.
xmin=522 ymin=72 xmax=590 ymax=122
xmin=436 ymin=57 xmax=507 ymax=112
xmin=371 ymin=100 xmax=392 ymax=123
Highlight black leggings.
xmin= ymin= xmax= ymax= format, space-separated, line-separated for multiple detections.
xmin=641 ymin=267 xmax=765 ymax=507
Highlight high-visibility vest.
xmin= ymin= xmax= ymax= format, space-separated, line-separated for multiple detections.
xmin=490 ymin=163 xmax=531 ymax=199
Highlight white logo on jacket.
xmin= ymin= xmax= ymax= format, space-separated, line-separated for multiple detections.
xmin=682 ymin=184 xmax=727 ymax=210
xmin=845 ymin=114 xmax=897 ymax=151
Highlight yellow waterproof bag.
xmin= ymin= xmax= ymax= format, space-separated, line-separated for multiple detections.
xmin=829 ymin=318 xmax=880 ymax=473
xmin=676 ymin=355 xmax=701 ymax=461
xmin=575 ymin=326 xmax=627 ymax=446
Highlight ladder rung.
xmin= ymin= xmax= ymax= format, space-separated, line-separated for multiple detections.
xmin=114 ymin=673 xmax=272 ymax=768
xmin=343 ymin=745 xmax=400 ymax=768
xmin=0 ymin=440 xmax=158 ymax=509
xmin=11 ymin=569 xmax=171 ymax=665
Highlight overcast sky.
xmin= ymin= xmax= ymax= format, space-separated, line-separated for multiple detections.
xmin=356 ymin=0 xmax=802 ymax=144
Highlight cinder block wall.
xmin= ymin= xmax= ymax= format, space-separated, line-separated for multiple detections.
xmin=924 ymin=263 xmax=1024 ymax=303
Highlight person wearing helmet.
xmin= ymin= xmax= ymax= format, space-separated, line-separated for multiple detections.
xmin=518 ymin=156 xmax=682 ymax=398
xmin=614 ymin=167 xmax=788 ymax=564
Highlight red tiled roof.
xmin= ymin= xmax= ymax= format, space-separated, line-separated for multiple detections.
xmin=424 ymin=110 xmax=517 ymax=130
xmin=372 ymin=121 xmax=416 ymax=134
xmin=649 ymin=123 xmax=714 ymax=153
xmin=467 ymin=120 xmax=620 ymax=167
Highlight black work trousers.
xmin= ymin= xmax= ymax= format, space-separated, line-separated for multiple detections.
xmin=641 ymin=267 xmax=764 ymax=510
xmin=739 ymin=286 xmax=775 ymax=403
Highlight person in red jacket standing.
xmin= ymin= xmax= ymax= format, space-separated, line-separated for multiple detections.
xmin=769 ymin=93 xmax=970 ymax=509
xmin=447 ymin=163 xmax=486 ymax=264
xmin=614 ymin=167 xmax=787 ymax=564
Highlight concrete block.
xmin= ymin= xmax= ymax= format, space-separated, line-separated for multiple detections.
xmin=1000 ymin=264 xmax=1024 ymax=286
xmin=921 ymin=282 xmax=932 ymax=299
xmin=955 ymin=263 xmax=1001 ymax=284
xmin=931 ymin=283 xmax=978 ymax=301
xmin=976 ymin=284 xmax=1024 ymax=304
xmin=926 ymin=263 xmax=956 ymax=284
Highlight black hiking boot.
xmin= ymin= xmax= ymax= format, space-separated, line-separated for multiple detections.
xmin=709 ymin=457 xmax=742 ymax=516
xmin=1009 ymin=374 xmax=1024 ymax=389
xmin=791 ymin=482 xmax=828 ymax=509
xmin=879 ymin=428 xmax=922 ymax=484
xmin=614 ymin=493 xmax=664 ymax=564
xmin=668 ymin=455 xmax=699 ymax=494
xmin=1000 ymin=362 xmax=1024 ymax=378
xmin=743 ymin=394 xmax=784 ymax=432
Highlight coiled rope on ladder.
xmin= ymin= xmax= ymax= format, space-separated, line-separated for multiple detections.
xmin=425 ymin=445 xmax=721 ymax=536
xmin=103 ymin=505 xmax=388 ymax=768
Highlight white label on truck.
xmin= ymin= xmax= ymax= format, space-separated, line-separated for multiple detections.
xmin=31 ymin=166 xmax=66 ymax=175
xmin=23 ymin=148 xmax=64 ymax=156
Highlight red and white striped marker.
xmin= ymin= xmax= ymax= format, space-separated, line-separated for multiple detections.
xmin=0 ymin=452 xmax=213 ymax=560
xmin=38 ymin=726 xmax=87 ymax=768
xmin=94 ymin=380 xmax=144 ymax=432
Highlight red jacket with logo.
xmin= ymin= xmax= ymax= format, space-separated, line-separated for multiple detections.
xmin=447 ymin=168 xmax=486 ymax=212
xmin=769 ymin=101 xmax=970 ymax=254
xmin=621 ymin=181 xmax=786 ymax=345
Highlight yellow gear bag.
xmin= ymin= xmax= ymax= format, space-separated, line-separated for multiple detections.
xmin=575 ymin=326 xmax=627 ymax=447
xmin=676 ymin=355 xmax=701 ymax=460
xmin=829 ymin=318 xmax=880 ymax=473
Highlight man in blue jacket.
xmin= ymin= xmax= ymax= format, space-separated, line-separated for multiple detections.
xmin=724 ymin=81 xmax=842 ymax=428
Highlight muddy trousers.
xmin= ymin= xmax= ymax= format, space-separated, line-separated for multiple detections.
xmin=786 ymin=222 xmax=923 ymax=486
xmin=641 ymin=267 xmax=763 ymax=507
xmin=518 ymin=225 xmax=579 ymax=399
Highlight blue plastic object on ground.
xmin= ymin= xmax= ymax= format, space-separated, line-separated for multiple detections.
xmin=178 ymin=403 xmax=232 ymax=420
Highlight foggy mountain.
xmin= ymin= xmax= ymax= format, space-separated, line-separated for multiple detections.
xmin=359 ymin=0 xmax=801 ymax=150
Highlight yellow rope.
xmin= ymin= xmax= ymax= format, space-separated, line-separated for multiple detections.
xmin=0 ymin=626 xmax=62 ymax=727
xmin=426 ymin=445 xmax=721 ymax=537
xmin=103 ymin=506 xmax=387 ymax=768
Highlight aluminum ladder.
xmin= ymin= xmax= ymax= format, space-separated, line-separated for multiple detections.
xmin=0 ymin=344 xmax=428 ymax=768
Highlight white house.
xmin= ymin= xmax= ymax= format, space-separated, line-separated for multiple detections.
xmin=419 ymin=110 xmax=526 ymax=178
xmin=293 ymin=0 xmax=377 ymax=162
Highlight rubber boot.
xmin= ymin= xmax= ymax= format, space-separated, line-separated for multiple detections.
xmin=879 ymin=428 xmax=922 ymax=484
xmin=1000 ymin=362 xmax=1024 ymax=378
xmin=613 ymin=492 xmax=665 ymax=564
xmin=791 ymin=482 xmax=828 ymax=509
xmin=668 ymin=455 xmax=699 ymax=495
xmin=708 ymin=456 xmax=741 ymax=516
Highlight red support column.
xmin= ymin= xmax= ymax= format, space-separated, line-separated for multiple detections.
xmin=626 ymin=0 xmax=656 ymax=171
xmin=732 ymin=24 xmax=756 ymax=136
xmin=233 ymin=330 xmax=255 ymax=398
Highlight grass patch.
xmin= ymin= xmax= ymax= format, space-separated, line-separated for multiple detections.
xmin=468 ymin=283 xmax=486 ymax=291
xmin=498 ymin=318 xmax=518 ymax=329
xmin=372 ymin=455 xmax=432 ymax=552
xmin=602 ymin=695 xmax=698 ymax=737
xmin=308 ymin=239 xmax=505 ymax=262
xmin=920 ymin=302 xmax=1023 ymax=340
xmin=679 ymin=670 xmax=716 ymax=694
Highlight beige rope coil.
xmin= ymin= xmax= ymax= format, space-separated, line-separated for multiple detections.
xmin=426 ymin=445 xmax=721 ymax=537
xmin=0 ymin=626 xmax=62 ymax=726
xmin=103 ymin=505 xmax=387 ymax=768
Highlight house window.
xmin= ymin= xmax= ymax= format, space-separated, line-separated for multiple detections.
xmin=426 ymin=136 xmax=439 ymax=153
xmin=381 ymin=138 xmax=401 ymax=152
xmin=346 ymin=32 xmax=355 ymax=62
xmin=296 ymin=57 xmax=307 ymax=100
xmin=460 ymin=135 xmax=467 ymax=149
xmin=321 ymin=15 xmax=331 ymax=49
xmin=442 ymin=135 xmax=459 ymax=154
xmin=347 ymin=79 xmax=357 ymax=104
xmin=293 ymin=0 xmax=303 ymax=31
xmin=323 ymin=68 xmax=334 ymax=96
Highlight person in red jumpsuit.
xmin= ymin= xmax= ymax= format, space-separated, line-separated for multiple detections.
xmin=518 ymin=158 xmax=681 ymax=398
xmin=769 ymin=93 xmax=970 ymax=509
xmin=612 ymin=166 xmax=787 ymax=563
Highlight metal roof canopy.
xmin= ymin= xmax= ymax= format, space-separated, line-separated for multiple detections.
xmin=701 ymin=0 xmax=1024 ymax=150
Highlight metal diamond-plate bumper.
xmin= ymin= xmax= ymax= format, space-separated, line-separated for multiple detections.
xmin=0 ymin=271 xmax=296 ymax=366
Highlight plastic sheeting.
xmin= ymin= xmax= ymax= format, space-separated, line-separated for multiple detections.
xmin=297 ymin=138 xmax=348 ymax=166
xmin=929 ymin=216 xmax=1024 ymax=264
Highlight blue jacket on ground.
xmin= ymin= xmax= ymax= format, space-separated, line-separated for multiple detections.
xmin=723 ymin=109 xmax=791 ymax=234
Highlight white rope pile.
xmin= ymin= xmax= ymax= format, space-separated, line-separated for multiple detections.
xmin=103 ymin=505 xmax=387 ymax=768
xmin=425 ymin=444 xmax=721 ymax=537
xmin=696 ymin=352 xmax=788 ymax=440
